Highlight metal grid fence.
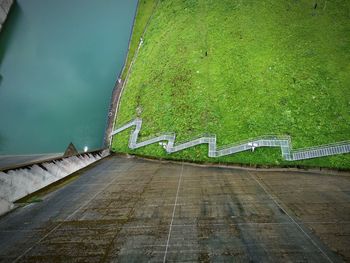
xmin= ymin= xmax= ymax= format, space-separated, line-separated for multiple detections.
xmin=111 ymin=119 xmax=350 ymax=161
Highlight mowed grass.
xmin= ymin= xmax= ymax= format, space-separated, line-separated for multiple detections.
xmin=112 ymin=0 xmax=350 ymax=169
xmin=121 ymin=0 xmax=159 ymax=80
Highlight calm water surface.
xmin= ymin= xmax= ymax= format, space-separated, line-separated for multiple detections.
xmin=0 ymin=0 xmax=138 ymax=154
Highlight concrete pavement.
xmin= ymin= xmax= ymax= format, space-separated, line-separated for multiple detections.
xmin=0 ymin=156 xmax=349 ymax=262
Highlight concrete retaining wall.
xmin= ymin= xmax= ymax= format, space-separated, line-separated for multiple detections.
xmin=0 ymin=0 xmax=13 ymax=31
xmin=0 ymin=149 xmax=110 ymax=216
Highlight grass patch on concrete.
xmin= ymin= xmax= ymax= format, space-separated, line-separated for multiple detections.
xmin=113 ymin=0 xmax=350 ymax=169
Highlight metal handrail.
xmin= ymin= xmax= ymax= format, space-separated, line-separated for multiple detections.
xmin=111 ymin=118 xmax=350 ymax=161
xmin=292 ymin=140 xmax=350 ymax=153
xmin=173 ymin=133 xmax=216 ymax=146
xmin=216 ymin=135 xmax=290 ymax=151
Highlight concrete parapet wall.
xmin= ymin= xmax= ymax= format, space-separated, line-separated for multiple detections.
xmin=0 ymin=149 xmax=110 ymax=216
xmin=0 ymin=0 xmax=13 ymax=30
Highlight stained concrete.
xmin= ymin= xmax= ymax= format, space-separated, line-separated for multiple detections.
xmin=0 ymin=156 xmax=349 ymax=262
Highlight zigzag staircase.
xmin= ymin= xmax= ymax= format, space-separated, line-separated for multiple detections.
xmin=112 ymin=119 xmax=350 ymax=161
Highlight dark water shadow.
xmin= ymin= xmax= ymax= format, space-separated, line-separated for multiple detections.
xmin=0 ymin=1 xmax=22 ymax=68
xmin=0 ymin=132 xmax=6 ymax=151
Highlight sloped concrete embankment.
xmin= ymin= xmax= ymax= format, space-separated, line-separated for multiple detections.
xmin=0 ymin=149 xmax=109 ymax=215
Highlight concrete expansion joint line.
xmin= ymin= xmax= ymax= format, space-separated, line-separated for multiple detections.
xmin=12 ymin=162 xmax=123 ymax=263
xmin=248 ymin=171 xmax=334 ymax=263
xmin=111 ymin=118 xmax=350 ymax=161
xmin=163 ymin=163 xmax=184 ymax=263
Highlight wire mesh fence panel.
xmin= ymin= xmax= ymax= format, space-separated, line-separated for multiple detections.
xmin=112 ymin=119 xmax=350 ymax=161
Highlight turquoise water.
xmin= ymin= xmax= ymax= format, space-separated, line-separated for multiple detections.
xmin=0 ymin=0 xmax=138 ymax=154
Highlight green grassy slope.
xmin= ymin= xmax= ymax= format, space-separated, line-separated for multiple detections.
xmin=113 ymin=0 xmax=350 ymax=169
xmin=121 ymin=0 xmax=159 ymax=80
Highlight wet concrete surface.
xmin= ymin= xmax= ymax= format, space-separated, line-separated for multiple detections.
xmin=0 ymin=156 xmax=349 ymax=262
